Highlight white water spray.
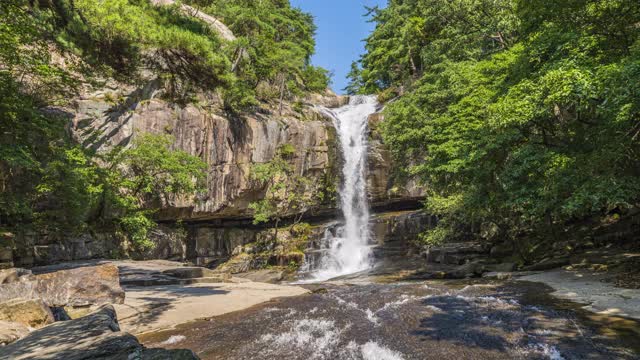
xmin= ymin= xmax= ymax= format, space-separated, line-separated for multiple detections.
xmin=307 ymin=95 xmax=378 ymax=281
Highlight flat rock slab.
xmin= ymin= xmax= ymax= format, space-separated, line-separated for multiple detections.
xmin=115 ymin=282 xmax=309 ymax=335
xmin=520 ymin=269 xmax=640 ymax=320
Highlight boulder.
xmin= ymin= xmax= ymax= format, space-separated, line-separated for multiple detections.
xmin=0 ymin=264 xmax=125 ymax=308
xmin=0 ymin=298 xmax=54 ymax=328
xmin=36 ymin=264 xmax=124 ymax=307
xmin=0 ymin=268 xmax=32 ymax=284
xmin=1 ymin=305 xmax=199 ymax=360
xmin=0 ymin=320 xmax=29 ymax=346
xmin=448 ymin=260 xmax=487 ymax=279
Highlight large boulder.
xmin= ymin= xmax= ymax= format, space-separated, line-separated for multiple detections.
xmin=1 ymin=305 xmax=199 ymax=360
xmin=33 ymin=264 xmax=125 ymax=307
xmin=0 ymin=320 xmax=30 ymax=346
xmin=0 ymin=264 xmax=125 ymax=308
xmin=0 ymin=298 xmax=54 ymax=328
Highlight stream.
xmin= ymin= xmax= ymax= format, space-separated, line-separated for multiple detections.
xmin=139 ymin=276 xmax=640 ymax=359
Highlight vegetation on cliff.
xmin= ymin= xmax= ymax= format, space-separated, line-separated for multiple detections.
xmin=349 ymin=0 xmax=640 ymax=255
xmin=0 ymin=0 xmax=329 ymax=250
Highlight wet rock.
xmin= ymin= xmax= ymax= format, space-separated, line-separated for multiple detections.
xmin=0 ymin=298 xmax=54 ymax=328
xmin=0 ymin=320 xmax=30 ymax=346
xmin=2 ymin=305 xmax=199 ymax=360
xmin=482 ymin=272 xmax=514 ymax=280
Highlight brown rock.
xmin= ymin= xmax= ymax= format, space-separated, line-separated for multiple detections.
xmin=0 ymin=268 xmax=32 ymax=284
xmin=0 ymin=320 xmax=30 ymax=346
xmin=33 ymin=264 xmax=125 ymax=307
xmin=0 ymin=264 xmax=125 ymax=308
xmin=0 ymin=298 xmax=54 ymax=328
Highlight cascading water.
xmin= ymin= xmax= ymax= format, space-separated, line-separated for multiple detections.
xmin=304 ymin=95 xmax=379 ymax=281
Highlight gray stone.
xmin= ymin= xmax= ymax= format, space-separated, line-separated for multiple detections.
xmin=2 ymin=305 xmax=199 ymax=360
xmin=0 ymin=264 xmax=125 ymax=307
xmin=487 ymin=262 xmax=516 ymax=272
xmin=448 ymin=260 xmax=487 ymax=279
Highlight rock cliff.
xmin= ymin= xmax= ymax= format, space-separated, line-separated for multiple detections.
xmin=70 ymin=80 xmax=422 ymax=223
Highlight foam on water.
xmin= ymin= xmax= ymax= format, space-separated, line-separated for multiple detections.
xmin=260 ymin=318 xmax=344 ymax=359
xmin=161 ymin=335 xmax=186 ymax=345
xmin=360 ymin=341 xmax=406 ymax=360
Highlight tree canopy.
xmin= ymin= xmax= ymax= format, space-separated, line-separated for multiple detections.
xmin=350 ymin=0 xmax=640 ymax=254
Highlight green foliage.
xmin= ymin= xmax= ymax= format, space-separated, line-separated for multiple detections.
xmin=197 ymin=0 xmax=330 ymax=109
xmin=16 ymin=0 xmax=328 ymax=109
xmin=102 ymin=134 xmax=207 ymax=250
xmin=356 ymin=0 xmax=640 ymax=247
xmin=249 ymin=144 xmax=318 ymax=237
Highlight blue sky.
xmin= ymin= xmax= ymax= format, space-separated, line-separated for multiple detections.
xmin=290 ymin=0 xmax=388 ymax=94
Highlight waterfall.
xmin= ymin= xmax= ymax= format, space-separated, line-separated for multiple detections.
xmin=305 ymin=95 xmax=378 ymax=281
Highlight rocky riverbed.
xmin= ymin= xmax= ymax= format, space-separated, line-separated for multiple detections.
xmin=1 ymin=254 xmax=639 ymax=359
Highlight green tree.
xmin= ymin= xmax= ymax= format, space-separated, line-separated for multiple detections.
xmin=249 ymin=144 xmax=316 ymax=240
xmin=101 ymin=134 xmax=207 ymax=249
xmin=356 ymin=0 xmax=640 ymax=256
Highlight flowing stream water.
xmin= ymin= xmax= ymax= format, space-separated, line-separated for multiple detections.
xmin=302 ymin=95 xmax=379 ymax=282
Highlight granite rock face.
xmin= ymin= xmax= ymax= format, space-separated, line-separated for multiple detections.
xmin=8 ymin=79 xmax=426 ymax=267
xmin=71 ymin=92 xmax=340 ymax=222
xmin=367 ymin=112 xmax=426 ymax=209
